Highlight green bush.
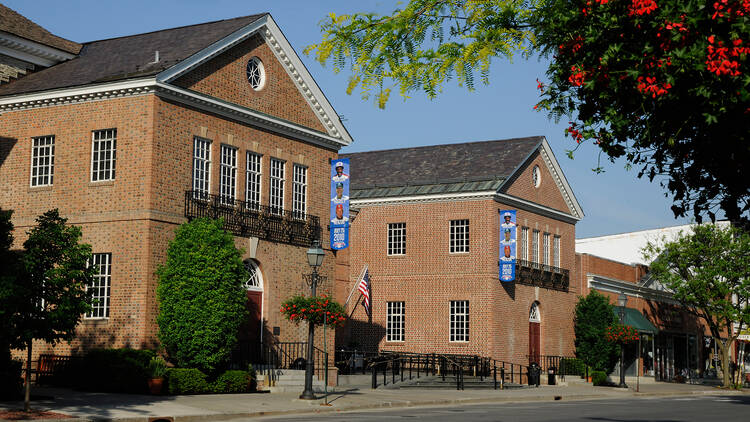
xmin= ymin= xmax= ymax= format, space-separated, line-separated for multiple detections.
xmin=0 ymin=356 xmax=22 ymax=400
xmin=559 ymin=357 xmax=586 ymax=376
xmin=157 ymin=218 xmax=247 ymax=374
xmin=211 ymin=370 xmax=251 ymax=393
xmin=574 ymin=291 xmax=619 ymax=373
xmin=75 ymin=348 xmax=155 ymax=393
xmin=165 ymin=368 xmax=209 ymax=395
xmin=591 ymin=371 xmax=608 ymax=386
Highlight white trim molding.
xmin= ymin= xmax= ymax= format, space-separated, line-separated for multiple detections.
xmin=588 ymin=273 xmax=678 ymax=305
xmin=538 ymin=139 xmax=584 ymax=219
xmin=351 ymin=190 xmax=497 ymax=207
xmin=156 ymin=14 xmax=352 ymax=146
xmin=0 ymin=32 xmax=77 ymax=67
xmin=0 ymin=77 xmax=157 ymax=111
xmin=495 ymin=192 xmax=580 ymax=224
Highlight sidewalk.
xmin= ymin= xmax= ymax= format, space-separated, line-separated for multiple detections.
xmin=1 ymin=382 xmax=746 ymax=421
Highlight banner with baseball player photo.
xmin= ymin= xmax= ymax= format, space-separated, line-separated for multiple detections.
xmin=499 ymin=209 xmax=517 ymax=282
xmin=330 ymin=158 xmax=350 ymax=250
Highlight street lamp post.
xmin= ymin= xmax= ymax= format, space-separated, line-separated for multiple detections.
xmin=618 ymin=292 xmax=628 ymax=389
xmin=300 ymin=240 xmax=325 ymax=400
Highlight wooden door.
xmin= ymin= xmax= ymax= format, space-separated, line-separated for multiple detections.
xmin=529 ymin=322 xmax=541 ymax=364
xmin=246 ymin=290 xmax=262 ymax=343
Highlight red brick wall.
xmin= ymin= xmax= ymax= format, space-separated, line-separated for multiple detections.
xmin=174 ymin=34 xmax=327 ymax=134
xmin=339 ymin=197 xmax=578 ymax=364
xmin=504 ymin=151 xmax=571 ymax=214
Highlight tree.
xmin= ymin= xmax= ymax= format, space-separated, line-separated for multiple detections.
xmin=156 ymin=218 xmax=247 ymax=374
xmin=3 ymin=210 xmax=95 ymax=411
xmin=306 ymin=0 xmax=750 ymax=223
xmin=574 ymin=291 xmax=620 ymax=374
xmin=0 ymin=208 xmax=23 ymax=400
xmin=644 ymin=223 xmax=750 ymax=388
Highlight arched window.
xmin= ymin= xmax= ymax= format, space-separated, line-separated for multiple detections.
xmin=243 ymin=259 xmax=263 ymax=291
xmin=529 ymin=302 xmax=541 ymax=323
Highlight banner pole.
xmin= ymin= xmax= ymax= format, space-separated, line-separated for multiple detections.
xmin=344 ymin=265 xmax=367 ymax=307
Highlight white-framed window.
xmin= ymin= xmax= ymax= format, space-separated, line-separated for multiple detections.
xmin=245 ymin=152 xmax=262 ymax=210
xmin=91 ymin=129 xmax=117 ymax=182
xmin=520 ymin=227 xmax=529 ymax=261
xmin=387 ymin=223 xmax=406 ymax=256
xmin=192 ymin=137 xmax=211 ymax=200
xmin=246 ymin=57 xmax=266 ymax=91
xmin=386 ymin=301 xmax=405 ymax=342
xmin=87 ymin=253 xmax=111 ymax=319
xmin=30 ymin=135 xmax=55 ymax=187
xmin=269 ymin=158 xmax=285 ymax=214
xmin=219 ymin=144 xmax=237 ymax=205
xmin=449 ymin=219 xmax=470 ymax=253
xmin=553 ymin=235 xmax=561 ymax=268
xmin=543 ymin=233 xmax=551 ymax=266
xmin=529 ymin=302 xmax=541 ymax=323
xmin=243 ymin=259 xmax=263 ymax=291
xmin=292 ymin=164 xmax=307 ymax=219
xmin=532 ymin=229 xmax=540 ymax=264
xmin=450 ymin=300 xmax=469 ymax=342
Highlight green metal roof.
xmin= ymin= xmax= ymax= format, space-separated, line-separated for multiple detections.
xmin=350 ymin=179 xmax=505 ymax=200
xmin=614 ymin=307 xmax=658 ymax=334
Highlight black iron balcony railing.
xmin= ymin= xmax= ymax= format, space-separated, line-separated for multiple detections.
xmin=184 ymin=190 xmax=320 ymax=247
xmin=515 ymin=259 xmax=569 ymax=291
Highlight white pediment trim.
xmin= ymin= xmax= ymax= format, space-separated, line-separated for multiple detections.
xmin=155 ymin=14 xmax=352 ymax=146
xmin=351 ymin=190 xmax=497 ymax=207
xmin=0 ymin=32 xmax=76 ymax=67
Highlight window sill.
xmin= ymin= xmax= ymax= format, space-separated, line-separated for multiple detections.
xmin=89 ymin=180 xmax=115 ymax=187
xmin=387 ymin=254 xmax=407 ymax=258
xmin=449 ymin=251 xmax=470 ymax=255
xmin=82 ymin=318 xmax=109 ymax=324
xmin=28 ymin=185 xmax=53 ymax=192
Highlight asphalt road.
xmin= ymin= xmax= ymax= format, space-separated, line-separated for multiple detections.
xmin=252 ymin=395 xmax=750 ymax=422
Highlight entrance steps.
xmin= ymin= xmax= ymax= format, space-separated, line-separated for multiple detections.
xmin=262 ymin=369 xmax=326 ymax=393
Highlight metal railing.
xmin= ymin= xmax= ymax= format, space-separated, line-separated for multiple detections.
xmin=515 ymin=259 xmax=570 ymax=290
xmin=232 ymin=340 xmax=328 ymax=382
xmin=527 ymin=354 xmax=577 ymax=382
xmin=184 ymin=191 xmax=320 ymax=246
xmin=368 ymin=353 xmax=470 ymax=390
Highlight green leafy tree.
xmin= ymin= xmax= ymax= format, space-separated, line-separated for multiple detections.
xmin=574 ymin=291 xmax=619 ymax=373
xmin=4 ymin=210 xmax=95 ymax=411
xmin=0 ymin=208 xmax=22 ymax=400
xmin=157 ymin=218 xmax=247 ymax=374
xmin=644 ymin=224 xmax=750 ymax=388
xmin=307 ymin=0 xmax=750 ymax=223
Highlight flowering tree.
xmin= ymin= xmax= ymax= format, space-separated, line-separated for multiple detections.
xmin=281 ymin=295 xmax=347 ymax=328
xmin=307 ymin=0 xmax=750 ymax=223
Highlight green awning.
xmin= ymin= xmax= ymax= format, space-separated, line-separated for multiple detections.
xmin=614 ymin=307 xmax=658 ymax=334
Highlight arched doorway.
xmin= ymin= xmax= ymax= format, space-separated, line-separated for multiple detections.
xmin=529 ymin=302 xmax=541 ymax=364
xmin=243 ymin=259 xmax=264 ymax=345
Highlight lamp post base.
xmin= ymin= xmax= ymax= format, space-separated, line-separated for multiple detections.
xmin=299 ymin=391 xmax=316 ymax=400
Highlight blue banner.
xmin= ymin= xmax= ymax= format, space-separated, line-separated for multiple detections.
xmin=499 ymin=209 xmax=517 ymax=282
xmin=330 ymin=158 xmax=350 ymax=250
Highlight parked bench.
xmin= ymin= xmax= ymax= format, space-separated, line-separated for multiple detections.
xmin=35 ymin=354 xmax=79 ymax=384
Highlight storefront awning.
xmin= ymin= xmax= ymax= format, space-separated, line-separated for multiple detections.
xmin=614 ymin=307 xmax=658 ymax=334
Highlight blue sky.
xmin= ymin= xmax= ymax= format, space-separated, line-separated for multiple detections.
xmin=4 ymin=0 xmax=695 ymax=237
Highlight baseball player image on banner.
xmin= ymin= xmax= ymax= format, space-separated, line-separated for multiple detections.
xmin=499 ymin=210 xmax=517 ymax=282
xmin=330 ymin=159 xmax=350 ymax=250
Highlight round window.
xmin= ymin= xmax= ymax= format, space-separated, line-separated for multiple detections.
xmin=532 ymin=165 xmax=541 ymax=188
xmin=246 ymin=57 xmax=266 ymax=91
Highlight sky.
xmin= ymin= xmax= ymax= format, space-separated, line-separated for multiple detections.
xmin=3 ymin=0 xmax=696 ymax=238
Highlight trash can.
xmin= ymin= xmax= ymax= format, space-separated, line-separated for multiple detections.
xmin=528 ymin=363 xmax=541 ymax=387
xmin=548 ymin=366 xmax=556 ymax=385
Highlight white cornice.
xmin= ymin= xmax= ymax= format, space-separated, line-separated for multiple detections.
xmin=155 ymin=15 xmax=352 ymax=146
xmin=351 ymin=190 xmax=497 ymax=207
xmin=588 ymin=273 xmax=677 ymax=305
xmin=0 ymin=77 xmax=157 ymax=111
xmin=495 ymin=192 xmax=580 ymax=224
xmin=0 ymin=32 xmax=76 ymax=67
xmin=539 ymin=138 xmax=584 ymax=219
xmin=154 ymin=82 xmax=345 ymax=150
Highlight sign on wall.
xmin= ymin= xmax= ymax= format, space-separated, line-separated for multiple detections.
xmin=499 ymin=209 xmax=517 ymax=282
xmin=330 ymin=158 xmax=350 ymax=250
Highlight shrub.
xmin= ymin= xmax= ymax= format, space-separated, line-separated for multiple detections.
xmin=157 ymin=218 xmax=247 ymax=374
xmin=591 ymin=371 xmax=608 ymax=386
xmin=165 ymin=368 xmax=209 ymax=395
xmin=0 ymin=356 xmax=22 ymax=400
xmin=75 ymin=348 xmax=155 ymax=393
xmin=574 ymin=291 xmax=619 ymax=373
xmin=211 ymin=370 xmax=251 ymax=393
xmin=559 ymin=357 xmax=586 ymax=376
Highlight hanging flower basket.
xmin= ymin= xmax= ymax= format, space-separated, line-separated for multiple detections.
xmin=280 ymin=295 xmax=347 ymax=327
xmin=605 ymin=324 xmax=640 ymax=344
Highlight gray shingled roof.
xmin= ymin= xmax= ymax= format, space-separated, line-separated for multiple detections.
xmin=0 ymin=3 xmax=81 ymax=54
xmin=341 ymin=137 xmax=542 ymax=199
xmin=0 ymin=13 xmax=265 ymax=96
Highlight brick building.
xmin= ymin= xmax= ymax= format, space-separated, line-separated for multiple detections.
xmin=335 ymin=137 xmax=584 ymax=365
xmin=576 ymin=223 xmax=732 ymax=383
xmin=0 ymin=8 xmax=352 ymax=373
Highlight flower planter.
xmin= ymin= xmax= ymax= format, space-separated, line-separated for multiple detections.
xmin=147 ymin=377 xmax=164 ymax=395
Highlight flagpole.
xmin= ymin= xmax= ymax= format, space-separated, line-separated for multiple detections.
xmin=345 ymin=265 xmax=367 ymax=307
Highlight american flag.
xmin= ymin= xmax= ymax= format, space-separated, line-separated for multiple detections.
xmin=358 ymin=269 xmax=371 ymax=315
